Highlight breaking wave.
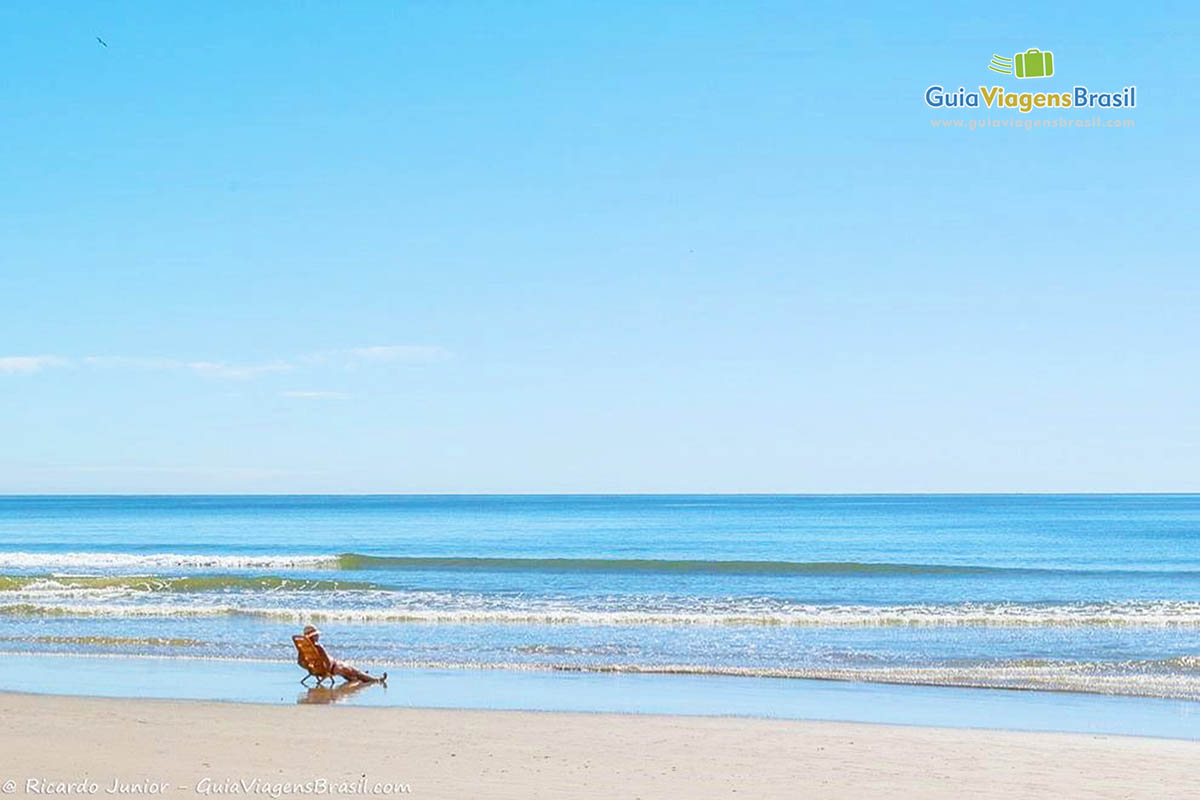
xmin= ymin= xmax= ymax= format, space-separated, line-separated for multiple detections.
xmin=0 ymin=552 xmax=338 ymax=571
xmin=3 ymin=599 xmax=1200 ymax=627
xmin=1 ymin=551 xmax=1196 ymax=577
xmin=0 ymin=575 xmax=374 ymax=592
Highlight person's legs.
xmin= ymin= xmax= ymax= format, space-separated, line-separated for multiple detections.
xmin=331 ymin=661 xmax=385 ymax=683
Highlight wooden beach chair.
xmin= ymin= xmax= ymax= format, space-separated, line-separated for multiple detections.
xmin=293 ymin=634 xmax=335 ymax=686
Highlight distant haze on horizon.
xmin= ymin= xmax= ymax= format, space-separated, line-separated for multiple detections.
xmin=2 ymin=2 xmax=1197 ymax=494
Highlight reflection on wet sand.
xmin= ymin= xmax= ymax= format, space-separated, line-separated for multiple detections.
xmin=297 ymin=681 xmax=382 ymax=705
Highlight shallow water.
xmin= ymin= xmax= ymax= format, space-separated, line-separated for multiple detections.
xmin=6 ymin=654 xmax=1200 ymax=740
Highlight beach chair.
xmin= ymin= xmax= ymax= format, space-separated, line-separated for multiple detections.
xmin=293 ymin=634 xmax=335 ymax=686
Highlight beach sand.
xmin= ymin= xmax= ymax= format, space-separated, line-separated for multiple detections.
xmin=2 ymin=692 xmax=1195 ymax=800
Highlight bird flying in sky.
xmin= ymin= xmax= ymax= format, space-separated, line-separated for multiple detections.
xmin=96 ymin=36 xmax=108 ymax=47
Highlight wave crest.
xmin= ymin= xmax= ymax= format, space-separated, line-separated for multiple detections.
xmin=0 ymin=553 xmax=338 ymax=571
xmin=3 ymin=551 xmax=1196 ymax=578
xmin=3 ymin=600 xmax=1200 ymax=627
xmin=0 ymin=575 xmax=374 ymax=593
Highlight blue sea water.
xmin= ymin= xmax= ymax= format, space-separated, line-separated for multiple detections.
xmin=0 ymin=495 xmax=1198 ymax=702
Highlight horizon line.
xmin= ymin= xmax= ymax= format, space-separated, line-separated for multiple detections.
xmin=1 ymin=491 xmax=1198 ymax=498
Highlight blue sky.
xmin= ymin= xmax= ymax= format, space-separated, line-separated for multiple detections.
xmin=1 ymin=1 xmax=1197 ymax=492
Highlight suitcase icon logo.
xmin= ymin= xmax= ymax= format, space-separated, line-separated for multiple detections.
xmin=988 ymin=48 xmax=1055 ymax=79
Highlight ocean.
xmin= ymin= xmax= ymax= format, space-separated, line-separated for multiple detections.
xmin=1 ymin=494 xmax=1198 ymax=701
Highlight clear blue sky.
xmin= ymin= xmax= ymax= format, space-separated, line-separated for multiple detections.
xmin=1 ymin=1 xmax=1197 ymax=493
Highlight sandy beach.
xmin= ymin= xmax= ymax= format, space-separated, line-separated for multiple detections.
xmin=2 ymin=693 xmax=1195 ymax=800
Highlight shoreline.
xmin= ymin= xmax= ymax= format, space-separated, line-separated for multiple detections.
xmin=2 ymin=653 xmax=1197 ymax=740
xmin=5 ymin=647 xmax=1200 ymax=704
xmin=4 ymin=692 xmax=1197 ymax=800
xmin=7 ymin=647 xmax=1200 ymax=705
xmin=2 ymin=688 xmax=1196 ymax=744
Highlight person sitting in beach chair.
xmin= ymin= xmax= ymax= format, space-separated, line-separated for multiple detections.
xmin=293 ymin=625 xmax=387 ymax=686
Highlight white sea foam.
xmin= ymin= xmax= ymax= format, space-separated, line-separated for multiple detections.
xmin=0 ymin=552 xmax=339 ymax=571
xmin=374 ymin=660 xmax=1200 ymax=701
xmin=3 ymin=599 xmax=1200 ymax=627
